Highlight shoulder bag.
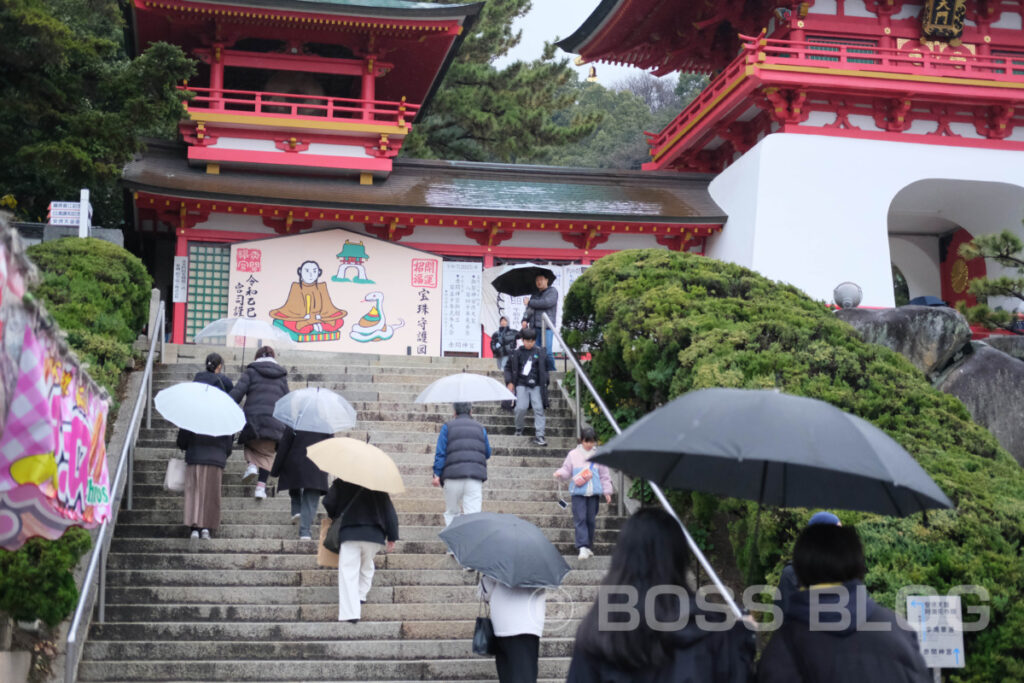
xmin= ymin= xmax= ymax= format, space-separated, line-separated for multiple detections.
xmin=322 ymin=490 xmax=361 ymax=554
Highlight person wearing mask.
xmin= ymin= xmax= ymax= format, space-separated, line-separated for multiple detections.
xmin=522 ymin=273 xmax=558 ymax=372
xmin=567 ymin=508 xmax=756 ymax=682
xmin=271 ymin=427 xmax=331 ymax=540
xmin=229 ymin=346 xmax=289 ymax=500
xmin=177 ymin=353 xmax=234 ymax=540
xmin=758 ymin=524 xmax=930 ymax=683
xmin=490 ymin=316 xmax=519 ymax=372
xmin=432 ymin=402 xmax=491 ymax=526
xmin=323 ymin=478 xmax=399 ymax=624
xmin=479 ymin=574 xmax=546 ymax=683
xmin=553 ymin=426 xmax=613 ymax=560
xmin=504 ymin=328 xmax=549 ymax=446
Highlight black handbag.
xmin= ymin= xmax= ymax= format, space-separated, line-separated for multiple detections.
xmin=472 ymin=599 xmax=496 ymax=656
xmin=322 ymin=490 xmax=361 ymax=554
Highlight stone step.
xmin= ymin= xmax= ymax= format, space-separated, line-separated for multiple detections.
xmin=127 ymin=483 xmax=583 ymax=501
xmin=76 ymin=656 xmax=571 ymax=681
xmin=127 ymin=496 xmax=601 ymax=514
xmin=132 ymin=451 xmax=572 ymax=469
xmin=128 ymin=470 xmax=580 ymax=488
xmin=133 ymin=440 xmax=573 ymax=458
xmin=136 ymin=429 xmax=578 ymax=447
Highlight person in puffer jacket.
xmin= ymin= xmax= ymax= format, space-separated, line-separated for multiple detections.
xmin=553 ymin=426 xmax=612 ymax=561
xmin=229 ymin=345 xmax=289 ymax=499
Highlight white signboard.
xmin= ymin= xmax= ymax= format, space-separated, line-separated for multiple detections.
xmin=442 ymin=261 xmax=483 ymax=354
xmin=47 ymin=201 xmax=93 ymax=226
xmin=906 ymin=595 xmax=965 ymax=669
xmin=172 ymin=256 xmax=189 ymax=303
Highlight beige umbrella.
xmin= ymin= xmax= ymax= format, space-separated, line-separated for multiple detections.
xmin=306 ymin=437 xmax=405 ymax=494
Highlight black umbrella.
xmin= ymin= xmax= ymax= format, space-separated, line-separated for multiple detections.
xmin=907 ymin=295 xmax=948 ymax=307
xmin=591 ymin=388 xmax=953 ymax=516
xmin=439 ymin=512 xmax=570 ymax=588
xmin=491 ymin=265 xmax=557 ymax=298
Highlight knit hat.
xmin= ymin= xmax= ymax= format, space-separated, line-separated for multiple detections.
xmin=808 ymin=511 xmax=841 ymax=526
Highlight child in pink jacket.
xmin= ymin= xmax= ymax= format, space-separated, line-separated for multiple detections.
xmin=552 ymin=427 xmax=613 ymax=560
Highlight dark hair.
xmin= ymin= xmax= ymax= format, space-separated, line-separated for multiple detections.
xmin=793 ymin=524 xmax=867 ymax=587
xmin=520 ymin=328 xmax=537 ymax=341
xmin=204 ymin=353 xmax=224 ymax=373
xmin=575 ymin=508 xmax=692 ymax=670
xmin=499 ymin=316 xmax=508 ymax=324
xmin=580 ymin=426 xmax=597 ymax=443
xmin=296 ymin=260 xmax=322 ymax=279
xmin=453 ymin=402 xmax=471 ymax=416
xmin=254 ymin=346 xmax=276 ymax=359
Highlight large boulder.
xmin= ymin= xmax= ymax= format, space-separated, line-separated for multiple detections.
xmin=980 ymin=334 xmax=1024 ymax=362
xmin=835 ymin=305 xmax=971 ymax=377
xmin=935 ymin=341 xmax=1024 ymax=467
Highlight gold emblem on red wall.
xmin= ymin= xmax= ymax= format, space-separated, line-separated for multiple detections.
xmin=950 ymin=258 xmax=969 ymax=294
xmin=922 ymin=0 xmax=967 ymax=45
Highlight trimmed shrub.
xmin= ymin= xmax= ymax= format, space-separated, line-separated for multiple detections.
xmin=0 ymin=527 xmax=91 ymax=627
xmin=563 ymin=249 xmax=1024 ymax=681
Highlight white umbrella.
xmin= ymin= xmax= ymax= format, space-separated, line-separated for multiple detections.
xmin=193 ymin=317 xmax=294 ymax=370
xmin=415 ymin=372 xmax=516 ymax=403
xmin=273 ymin=388 xmax=357 ymax=434
xmin=154 ymin=382 xmax=246 ymax=436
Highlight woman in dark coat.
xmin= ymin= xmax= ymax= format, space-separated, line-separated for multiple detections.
xmin=271 ymin=427 xmax=330 ymax=540
xmin=177 ymin=353 xmax=233 ymax=539
xmin=758 ymin=525 xmax=930 ymax=683
xmin=229 ymin=345 xmax=289 ymax=499
xmin=567 ymin=508 xmax=755 ymax=683
xmin=322 ymin=479 xmax=399 ymax=624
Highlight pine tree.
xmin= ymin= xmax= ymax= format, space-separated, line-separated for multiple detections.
xmin=958 ymin=227 xmax=1024 ymax=333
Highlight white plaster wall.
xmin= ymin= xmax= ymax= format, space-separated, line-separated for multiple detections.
xmin=888 ymin=235 xmax=940 ymax=299
xmin=214 ymin=137 xmax=368 ymax=159
xmin=707 ymin=133 xmax=1024 ymax=307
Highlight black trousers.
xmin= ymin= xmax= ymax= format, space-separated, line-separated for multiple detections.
xmin=494 ymin=633 xmax=540 ymax=683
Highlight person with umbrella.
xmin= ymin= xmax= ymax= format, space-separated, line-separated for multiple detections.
xmin=566 ymin=508 xmax=756 ymax=682
xmin=322 ymin=477 xmax=399 ymax=623
xmin=504 ymin=329 xmax=548 ymax=446
xmin=522 ymin=273 xmax=557 ymax=372
xmin=479 ymin=575 xmax=546 ymax=683
xmin=776 ymin=511 xmax=841 ymax=614
xmin=229 ymin=346 xmax=289 ymax=500
xmin=757 ymin=523 xmax=930 ymax=683
xmin=271 ymin=427 xmax=330 ymax=540
xmin=175 ymin=353 xmax=234 ymax=540
xmin=432 ymin=402 xmax=492 ymax=526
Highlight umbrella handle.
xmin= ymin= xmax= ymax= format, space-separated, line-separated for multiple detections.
xmin=648 ymin=481 xmax=744 ymax=621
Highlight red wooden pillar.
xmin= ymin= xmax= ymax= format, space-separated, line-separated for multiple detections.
xmin=362 ymin=56 xmax=377 ymax=121
xmin=172 ymin=229 xmax=188 ymax=344
xmin=481 ymin=252 xmax=495 ymax=357
xmin=210 ymin=43 xmax=225 ymax=110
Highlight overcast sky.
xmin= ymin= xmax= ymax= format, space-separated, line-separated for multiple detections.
xmin=492 ymin=0 xmax=652 ymax=87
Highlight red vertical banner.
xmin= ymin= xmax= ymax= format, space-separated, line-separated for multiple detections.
xmin=940 ymin=228 xmax=986 ymax=309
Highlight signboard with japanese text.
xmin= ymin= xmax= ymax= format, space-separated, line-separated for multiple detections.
xmin=227 ymin=229 xmax=442 ymax=356
xmin=442 ymin=262 xmax=482 ymax=354
xmin=172 ymin=256 xmax=188 ymax=303
xmin=906 ymin=595 xmax=965 ymax=669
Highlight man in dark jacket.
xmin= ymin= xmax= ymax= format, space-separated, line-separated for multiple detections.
xmin=522 ymin=273 xmax=558 ymax=371
xmin=505 ymin=329 xmax=549 ymax=446
xmin=229 ymin=346 xmax=289 ymax=499
xmin=323 ymin=479 xmax=399 ymax=623
xmin=490 ymin=316 xmax=519 ymax=372
xmin=271 ymin=427 xmax=330 ymax=540
xmin=432 ymin=402 xmax=491 ymax=526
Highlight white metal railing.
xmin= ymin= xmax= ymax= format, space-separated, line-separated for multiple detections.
xmin=65 ymin=304 xmax=165 ymax=683
xmin=542 ymin=312 xmax=744 ymax=619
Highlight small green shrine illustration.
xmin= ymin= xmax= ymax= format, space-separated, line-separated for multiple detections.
xmin=332 ymin=240 xmax=375 ymax=284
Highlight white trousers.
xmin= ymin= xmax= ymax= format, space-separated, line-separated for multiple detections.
xmin=337 ymin=540 xmax=382 ymax=621
xmin=442 ymin=477 xmax=483 ymax=526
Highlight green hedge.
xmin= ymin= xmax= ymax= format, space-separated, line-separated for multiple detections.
xmin=563 ymin=249 xmax=1024 ymax=681
xmin=0 ymin=528 xmax=91 ymax=627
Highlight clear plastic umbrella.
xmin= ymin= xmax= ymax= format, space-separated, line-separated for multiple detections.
xmin=193 ymin=317 xmax=294 ymax=370
xmin=273 ymin=388 xmax=357 ymax=434
xmin=415 ymin=372 xmax=515 ymax=403
xmin=154 ymin=382 xmax=246 ymax=436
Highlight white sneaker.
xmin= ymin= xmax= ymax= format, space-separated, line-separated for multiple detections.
xmin=578 ymin=548 xmax=588 ymax=560
xmin=299 ymin=535 xmax=312 ymax=541
xmin=242 ymin=463 xmax=259 ymax=483
xmin=200 ymin=529 xmax=211 ymax=540
xmin=291 ymin=513 xmax=301 ymax=524
xmin=189 ymin=529 xmax=200 ymax=540
xmin=254 ymin=485 xmax=267 ymax=500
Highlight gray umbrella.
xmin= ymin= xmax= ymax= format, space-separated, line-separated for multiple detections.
xmin=439 ymin=512 xmax=570 ymax=588
xmin=591 ymin=388 xmax=953 ymax=516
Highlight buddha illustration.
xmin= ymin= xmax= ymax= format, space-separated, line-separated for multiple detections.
xmin=270 ymin=260 xmax=347 ymax=336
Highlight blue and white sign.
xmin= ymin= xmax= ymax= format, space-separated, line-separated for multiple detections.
xmin=906 ymin=595 xmax=965 ymax=669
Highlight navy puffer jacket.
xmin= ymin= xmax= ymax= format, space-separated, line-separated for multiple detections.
xmin=229 ymin=358 xmax=289 ymax=443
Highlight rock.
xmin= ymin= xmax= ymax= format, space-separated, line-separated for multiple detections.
xmin=935 ymin=342 xmax=1024 ymax=466
xmin=835 ymin=306 xmax=971 ymax=377
xmin=980 ymin=334 xmax=1024 ymax=362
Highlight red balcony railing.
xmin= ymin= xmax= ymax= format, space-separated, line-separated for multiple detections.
xmin=179 ymin=86 xmax=420 ymax=127
xmin=646 ymin=34 xmax=1024 ymax=155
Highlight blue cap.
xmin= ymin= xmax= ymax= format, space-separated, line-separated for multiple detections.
xmin=808 ymin=511 xmax=841 ymax=526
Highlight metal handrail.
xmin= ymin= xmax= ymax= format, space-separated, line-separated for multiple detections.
xmin=541 ymin=312 xmax=744 ymax=619
xmin=65 ymin=305 xmax=165 ymax=683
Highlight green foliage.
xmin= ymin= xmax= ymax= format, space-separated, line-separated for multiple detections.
xmin=563 ymin=249 xmax=1024 ymax=681
xmin=957 ymin=227 xmax=1024 ymax=332
xmin=0 ymin=527 xmax=91 ymax=627
xmin=27 ymin=237 xmax=151 ymax=393
xmin=0 ymin=0 xmax=194 ymax=226
xmin=402 ymin=0 xmax=599 ymax=162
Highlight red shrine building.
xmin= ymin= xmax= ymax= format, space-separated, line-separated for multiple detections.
xmin=123 ymin=0 xmax=723 ymax=352
xmin=561 ymin=0 xmax=1024 ymax=311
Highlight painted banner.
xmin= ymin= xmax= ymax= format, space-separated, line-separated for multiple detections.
xmin=0 ymin=230 xmax=111 ymax=550
xmin=228 ymin=229 xmax=443 ymax=356
xmin=442 ymin=262 xmax=483 ymax=354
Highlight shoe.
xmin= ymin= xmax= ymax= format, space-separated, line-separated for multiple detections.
xmin=347 ymin=619 xmax=359 ymax=624
xmin=200 ymin=529 xmax=211 ymax=540
xmin=533 ymin=436 xmax=548 ymax=446
xmin=242 ymin=463 xmax=258 ymax=483
xmin=254 ymin=484 xmax=267 ymax=500
xmin=360 ymin=600 xmax=367 ymax=605
xmin=291 ymin=513 xmax=301 ymax=524
xmin=299 ymin=535 xmax=312 ymax=541
xmin=189 ymin=529 xmax=200 ymax=540
xmin=578 ymin=548 xmax=588 ymax=560
xmin=514 ymin=430 xmax=524 ymax=436
xmin=583 ymin=547 xmax=594 ymax=559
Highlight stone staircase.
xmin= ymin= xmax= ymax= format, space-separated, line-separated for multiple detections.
xmin=75 ymin=346 xmax=623 ymax=682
